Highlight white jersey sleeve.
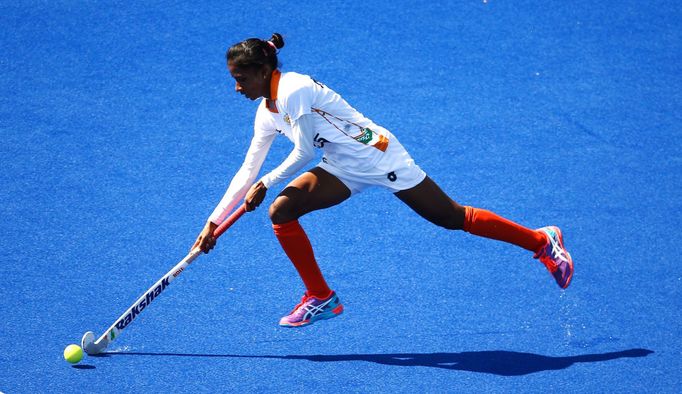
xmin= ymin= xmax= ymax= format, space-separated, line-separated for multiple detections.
xmin=259 ymin=113 xmax=316 ymax=188
xmin=208 ymin=104 xmax=277 ymax=225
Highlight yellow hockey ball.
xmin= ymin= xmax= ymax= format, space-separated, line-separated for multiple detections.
xmin=63 ymin=344 xmax=83 ymax=364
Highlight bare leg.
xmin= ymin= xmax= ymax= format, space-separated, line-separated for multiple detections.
xmin=269 ymin=167 xmax=351 ymax=224
xmin=394 ymin=176 xmax=467 ymax=230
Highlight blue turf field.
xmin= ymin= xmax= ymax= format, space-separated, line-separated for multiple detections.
xmin=1 ymin=1 xmax=681 ymax=392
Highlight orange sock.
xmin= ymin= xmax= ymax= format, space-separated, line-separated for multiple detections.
xmin=463 ymin=206 xmax=546 ymax=253
xmin=273 ymin=220 xmax=332 ymax=299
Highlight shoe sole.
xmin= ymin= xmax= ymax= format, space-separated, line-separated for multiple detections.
xmin=279 ymin=304 xmax=344 ymax=328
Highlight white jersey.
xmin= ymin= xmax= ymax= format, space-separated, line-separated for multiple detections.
xmin=208 ymin=70 xmax=411 ymax=224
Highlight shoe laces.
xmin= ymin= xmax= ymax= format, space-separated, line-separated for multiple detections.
xmin=544 ymin=231 xmax=568 ymax=268
xmin=290 ymin=293 xmax=314 ymax=314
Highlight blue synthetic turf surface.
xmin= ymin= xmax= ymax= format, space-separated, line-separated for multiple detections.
xmin=1 ymin=1 xmax=681 ymax=392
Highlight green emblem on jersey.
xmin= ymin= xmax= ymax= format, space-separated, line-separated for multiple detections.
xmin=356 ymin=128 xmax=374 ymax=144
xmin=110 ymin=331 xmax=116 ymax=340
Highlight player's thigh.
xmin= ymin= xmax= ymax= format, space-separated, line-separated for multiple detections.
xmin=394 ymin=176 xmax=466 ymax=230
xmin=269 ymin=167 xmax=351 ymax=224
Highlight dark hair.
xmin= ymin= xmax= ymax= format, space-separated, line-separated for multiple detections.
xmin=227 ymin=33 xmax=284 ymax=69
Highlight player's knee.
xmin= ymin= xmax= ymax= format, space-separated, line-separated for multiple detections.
xmin=268 ymin=197 xmax=297 ymax=224
xmin=268 ymin=201 xmax=286 ymax=224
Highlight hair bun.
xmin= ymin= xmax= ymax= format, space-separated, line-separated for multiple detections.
xmin=269 ymin=33 xmax=285 ymax=49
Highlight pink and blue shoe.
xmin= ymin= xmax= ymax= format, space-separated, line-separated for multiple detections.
xmin=279 ymin=291 xmax=344 ymax=327
xmin=535 ymin=226 xmax=574 ymax=289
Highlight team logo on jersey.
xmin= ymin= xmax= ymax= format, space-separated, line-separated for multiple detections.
xmin=356 ymin=128 xmax=374 ymax=144
xmin=354 ymin=127 xmax=389 ymax=152
xmin=283 ymin=114 xmax=292 ymax=126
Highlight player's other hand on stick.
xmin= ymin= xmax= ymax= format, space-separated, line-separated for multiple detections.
xmin=245 ymin=180 xmax=267 ymax=212
xmin=192 ymin=221 xmax=218 ymax=253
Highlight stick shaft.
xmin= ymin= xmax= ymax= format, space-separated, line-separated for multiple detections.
xmin=93 ymin=205 xmax=246 ymax=348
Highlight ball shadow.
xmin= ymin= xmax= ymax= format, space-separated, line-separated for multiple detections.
xmin=72 ymin=364 xmax=96 ymax=370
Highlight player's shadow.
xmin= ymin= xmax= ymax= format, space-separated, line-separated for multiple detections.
xmin=111 ymin=348 xmax=653 ymax=376
xmin=277 ymin=348 xmax=653 ymax=376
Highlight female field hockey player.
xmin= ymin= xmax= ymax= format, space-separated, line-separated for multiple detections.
xmin=193 ymin=33 xmax=574 ymax=327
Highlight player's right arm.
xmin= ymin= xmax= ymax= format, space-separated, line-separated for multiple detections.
xmin=207 ymin=128 xmax=277 ymax=225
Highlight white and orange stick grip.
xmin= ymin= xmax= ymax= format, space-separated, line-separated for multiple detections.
xmin=81 ymin=205 xmax=246 ymax=355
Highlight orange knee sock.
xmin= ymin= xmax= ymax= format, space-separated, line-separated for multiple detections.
xmin=463 ymin=206 xmax=546 ymax=253
xmin=273 ymin=220 xmax=332 ymax=299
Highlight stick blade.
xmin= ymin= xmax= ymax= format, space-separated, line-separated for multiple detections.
xmin=81 ymin=331 xmax=107 ymax=355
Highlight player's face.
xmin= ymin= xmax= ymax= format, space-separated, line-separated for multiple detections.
xmin=228 ymin=62 xmax=269 ymax=100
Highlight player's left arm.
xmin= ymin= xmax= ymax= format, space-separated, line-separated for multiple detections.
xmin=245 ymin=114 xmax=317 ymax=210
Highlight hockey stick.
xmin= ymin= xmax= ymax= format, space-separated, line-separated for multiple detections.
xmin=81 ymin=205 xmax=247 ymax=355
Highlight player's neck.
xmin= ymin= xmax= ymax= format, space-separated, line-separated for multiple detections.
xmin=265 ymin=69 xmax=281 ymax=100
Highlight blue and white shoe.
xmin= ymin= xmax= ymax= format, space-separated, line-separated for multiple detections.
xmin=535 ymin=226 xmax=574 ymax=289
xmin=279 ymin=291 xmax=344 ymax=327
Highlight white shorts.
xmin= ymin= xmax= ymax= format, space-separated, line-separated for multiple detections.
xmin=317 ymin=148 xmax=427 ymax=195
